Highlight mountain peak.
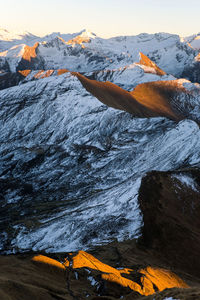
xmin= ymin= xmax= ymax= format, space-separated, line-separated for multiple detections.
xmin=79 ymin=29 xmax=96 ymax=38
xmin=66 ymin=29 xmax=96 ymax=46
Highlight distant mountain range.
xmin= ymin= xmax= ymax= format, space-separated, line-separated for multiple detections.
xmin=0 ymin=28 xmax=199 ymax=81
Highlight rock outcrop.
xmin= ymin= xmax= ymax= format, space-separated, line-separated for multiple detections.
xmin=139 ymin=168 xmax=200 ymax=278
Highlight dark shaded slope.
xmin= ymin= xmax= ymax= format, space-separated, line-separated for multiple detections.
xmin=139 ymin=169 xmax=200 ymax=278
xmin=0 ymin=254 xmax=69 ymax=300
xmin=182 ymin=60 xmax=200 ymax=84
xmin=0 ymin=72 xmax=24 ymax=90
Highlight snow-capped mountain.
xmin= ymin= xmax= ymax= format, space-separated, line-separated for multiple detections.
xmin=0 ymin=28 xmax=87 ymax=51
xmin=84 ymin=52 xmax=174 ymax=90
xmin=0 ymin=28 xmax=199 ymax=78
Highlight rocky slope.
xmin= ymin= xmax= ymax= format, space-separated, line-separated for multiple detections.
xmin=0 ymin=52 xmax=175 ymax=91
xmin=182 ymin=53 xmax=200 ymax=84
xmin=139 ymin=168 xmax=200 ymax=278
xmin=0 ymin=71 xmax=200 ymax=254
xmin=1 ymin=168 xmax=200 ymax=300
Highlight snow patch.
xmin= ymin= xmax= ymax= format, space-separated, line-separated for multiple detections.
xmin=173 ymin=174 xmax=198 ymax=192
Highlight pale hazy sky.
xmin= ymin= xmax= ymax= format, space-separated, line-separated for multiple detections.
xmin=1 ymin=0 xmax=199 ymax=37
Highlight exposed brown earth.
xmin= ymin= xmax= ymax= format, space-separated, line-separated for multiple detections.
xmin=18 ymin=69 xmax=69 ymax=79
xmin=34 ymin=70 xmax=54 ymax=79
xmin=0 ymin=249 xmax=189 ymax=300
xmin=130 ymin=80 xmax=187 ymax=118
xmin=74 ymin=72 xmax=186 ymax=121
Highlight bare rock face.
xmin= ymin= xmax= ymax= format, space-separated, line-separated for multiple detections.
xmin=138 ymin=168 xmax=200 ymax=277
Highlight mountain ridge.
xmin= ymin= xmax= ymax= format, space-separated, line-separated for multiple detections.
xmin=0 ymin=28 xmax=199 ymax=80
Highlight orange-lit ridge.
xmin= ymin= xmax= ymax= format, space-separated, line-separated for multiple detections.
xmin=73 ymin=72 xmax=185 ymax=121
xmin=22 ymin=42 xmax=39 ymax=62
xmin=18 ymin=69 xmax=31 ymax=77
xmin=137 ymin=52 xmax=166 ymax=76
xmin=67 ymin=36 xmax=90 ymax=47
xmin=32 ymin=254 xmax=67 ymax=269
xmin=32 ymin=251 xmax=188 ymax=296
xmin=57 ymin=69 xmax=69 ymax=76
xmin=18 ymin=69 xmax=69 ymax=78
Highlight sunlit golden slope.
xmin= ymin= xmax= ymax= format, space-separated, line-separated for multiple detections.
xmin=22 ymin=42 xmax=39 ymax=62
xmin=130 ymin=80 xmax=186 ymax=118
xmin=18 ymin=69 xmax=69 ymax=79
xmin=18 ymin=68 xmax=187 ymax=122
xmin=137 ymin=52 xmax=166 ymax=76
xmin=67 ymin=35 xmax=91 ymax=46
xmin=73 ymin=72 xmax=185 ymax=121
xmin=18 ymin=69 xmax=31 ymax=77
xmin=32 ymin=251 xmax=188 ymax=297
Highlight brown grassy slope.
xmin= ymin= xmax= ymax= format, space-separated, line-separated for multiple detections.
xmin=74 ymin=72 xmax=185 ymax=121
xmin=0 ymin=250 xmax=189 ymax=300
xmin=0 ymin=254 xmax=69 ymax=300
xmin=130 ymin=80 xmax=187 ymax=118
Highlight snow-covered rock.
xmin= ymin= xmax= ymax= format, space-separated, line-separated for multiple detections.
xmin=183 ymin=32 xmax=200 ymax=50
xmin=0 ymin=72 xmax=200 ymax=253
xmin=85 ymin=61 xmax=174 ymax=90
